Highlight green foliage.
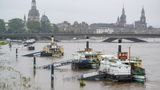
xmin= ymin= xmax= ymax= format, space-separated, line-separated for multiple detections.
xmin=0 ymin=19 xmax=6 ymax=33
xmin=8 ymin=18 xmax=25 ymax=33
xmin=40 ymin=21 xmax=52 ymax=33
xmin=27 ymin=21 xmax=40 ymax=33
xmin=52 ymin=24 xmax=59 ymax=33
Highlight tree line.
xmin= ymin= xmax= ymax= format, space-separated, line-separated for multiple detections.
xmin=0 ymin=18 xmax=59 ymax=34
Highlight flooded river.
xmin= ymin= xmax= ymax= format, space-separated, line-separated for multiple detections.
xmin=0 ymin=41 xmax=160 ymax=90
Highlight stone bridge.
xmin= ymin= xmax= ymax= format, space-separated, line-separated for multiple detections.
xmin=0 ymin=33 xmax=160 ymax=42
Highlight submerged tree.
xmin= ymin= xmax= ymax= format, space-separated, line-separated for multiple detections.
xmin=7 ymin=18 xmax=25 ymax=33
xmin=0 ymin=19 xmax=6 ymax=33
xmin=27 ymin=20 xmax=41 ymax=33
xmin=40 ymin=14 xmax=52 ymax=33
xmin=52 ymin=24 xmax=59 ymax=33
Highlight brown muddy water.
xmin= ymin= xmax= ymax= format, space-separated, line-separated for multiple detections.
xmin=0 ymin=41 xmax=160 ymax=90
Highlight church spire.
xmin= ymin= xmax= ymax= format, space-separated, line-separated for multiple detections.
xmin=140 ymin=7 xmax=146 ymax=23
xmin=122 ymin=6 xmax=125 ymax=15
xmin=31 ymin=0 xmax=37 ymax=9
xmin=119 ymin=6 xmax=126 ymax=27
xmin=141 ymin=7 xmax=145 ymax=17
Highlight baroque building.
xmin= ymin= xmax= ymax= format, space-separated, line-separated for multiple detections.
xmin=135 ymin=7 xmax=147 ymax=29
xmin=116 ymin=7 xmax=126 ymax=27
xmin=90 ymin=7 xmax=149 ymax=34
xmin=28 ymin=0 xmax=40 ymax=21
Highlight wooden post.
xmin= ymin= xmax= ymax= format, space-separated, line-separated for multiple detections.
xmin=51 ymin=64 xmax=54 ymax=88
xmin=16 ymin=48 xmax=18 ymax=58
xmin=33 ymin=56 xmax=36 ymax=69
xmin=129 ymin=47 xmax=131 ymax=64
xmin=9 ymin=41 xmax=12 ymax=48
xmin=33 ymin=56 xmax=36 ymax=77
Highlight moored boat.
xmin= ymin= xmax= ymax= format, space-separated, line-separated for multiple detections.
xmin=99 ymin=55 xmax=132 ymax=81
xmin=117 ymin=50 xmax=146 ymax=82
xmin=71 ymin=37 xmax=103 ymax=70
xmin=79 ymin=39 xmax=146 ymax=82
xmin=117 ymin=39 xmax=146 ymax=83
xmin=133 ymin=75 xmax=146 ymax=83
xmin=28 ymin=45 xmax=35 ymax=50
xmin=40 ymin=36 xmax=64 ymax=57
xmin=23 ymin=39 xmax=36 ymax=46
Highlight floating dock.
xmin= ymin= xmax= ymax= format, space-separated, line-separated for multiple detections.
xmin=80 ymin=71 xmax=132 ymax=81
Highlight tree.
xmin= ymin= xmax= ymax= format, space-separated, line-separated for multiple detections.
xmin=7 ymin=18 xmax=25 ymax=33
xmin=52 ymin=24 xmax=59 ymax=33
xmin=40 ymin=20 xmax=52 ymax=33
xmin=27 ymin=21 xmax=40 ymax=33
xmin=0 ymin=19 xmax=6 ymax=33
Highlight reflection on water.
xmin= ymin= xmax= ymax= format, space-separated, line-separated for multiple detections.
xmin=0 ymin=41 xmax=160 ymax=90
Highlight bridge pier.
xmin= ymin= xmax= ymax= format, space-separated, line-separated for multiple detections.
xmin=103 ymin=38 xmax=147 ymax=42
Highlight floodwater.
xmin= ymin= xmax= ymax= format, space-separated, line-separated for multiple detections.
xmin=0 ymin=40 xmax=160 ymax=90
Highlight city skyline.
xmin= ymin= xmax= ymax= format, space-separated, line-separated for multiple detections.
xmin=0 ymin=0 xmax=160 ymax=27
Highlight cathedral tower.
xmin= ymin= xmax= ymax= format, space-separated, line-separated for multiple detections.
xmin=140 ymin=7 xmax=146 ymax=24
xmin=135 ymin=7 xmax=147 ymax=29
xmin=28 ymin=0 xmax=40 ymax=21
xmin=119 ymin=7 xmax=126 ymax=27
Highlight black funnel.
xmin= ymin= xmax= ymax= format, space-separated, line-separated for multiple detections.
xmin=86 ymin=36 xmax=89 ymax=49
xmin=118 ymin=39 xmax=122 ymax=53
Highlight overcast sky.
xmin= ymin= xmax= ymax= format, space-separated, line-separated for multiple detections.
xmin=0 ymin=0 xmax=160 ymax=27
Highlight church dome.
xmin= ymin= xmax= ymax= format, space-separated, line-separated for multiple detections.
xmin=41 ymin=14 xmax=50 ymax=22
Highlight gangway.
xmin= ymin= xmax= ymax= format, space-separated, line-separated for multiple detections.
xmin=80 ymin=71 xmax=106 ymax=80
xmin=23 ymin=51 xmax=42 ymax=57
xmin=36 ymin=59 xmax=74 ymax=69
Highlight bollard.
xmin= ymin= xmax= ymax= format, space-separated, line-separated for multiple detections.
xmin=51 ymin=64 xmax=54 ymax=88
